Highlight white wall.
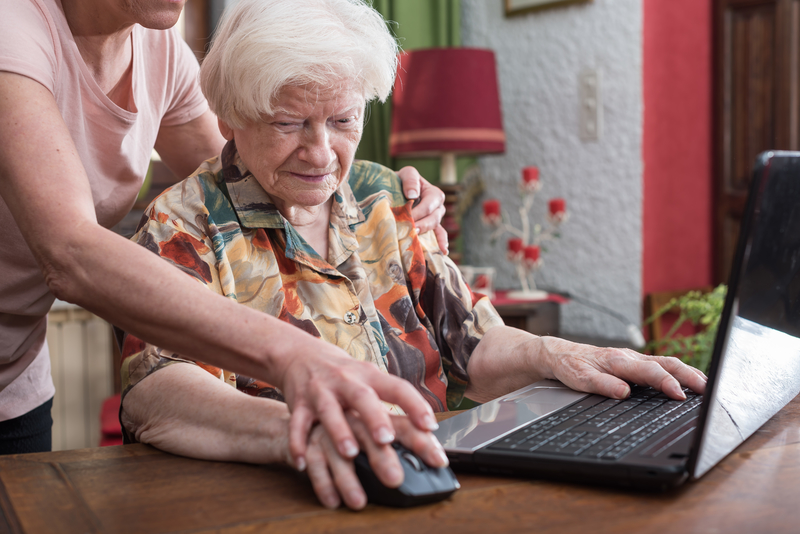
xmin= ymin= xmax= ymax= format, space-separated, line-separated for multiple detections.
xmin=460 ymin=0 xmax=643 ymax=339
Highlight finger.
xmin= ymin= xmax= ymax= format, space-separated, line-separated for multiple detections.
xmin=350 ymin=371 xmax=439 ymax=435
xmin=288 ymin=405 xmax=315 ymax=471
xmin=568 ymin=368 xmax=632 ymax=400
xmin=433 ymin=224 xmax=449 ymax=255
xmin=319 ymin=434 xmax=368 ymax=510
xmin=410 ymin=186 xmax=445 ymax=226
xmin=313 ymin=389 xmax=361 ymax=459
xmin=606 ymin=353 xmax=686 ymax=400
xmin=650 ymin=355 xmax=708 ymax=395
xmin=412 ymin=210 xmax=444 ymax=236
xmin=396 ymin=166 xmax=422 ymax=200
xmin=348 ymin=415 xmax=405 ymax=488
xmin=334 ymin=379 xmax=397 ymax=447
xmin=306 ymin=433 xmax=342 ymax=509
xmin=391 ymin=415 xmax=449 ymax=469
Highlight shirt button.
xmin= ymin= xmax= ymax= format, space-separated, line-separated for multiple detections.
xmin=344 ymin=311 xmax=358 ymax=325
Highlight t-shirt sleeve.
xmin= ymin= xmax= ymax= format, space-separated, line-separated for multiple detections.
xmin=159 ymin=27 xmax=208 ymax=127
xmin=0 ymin=0 xmax=58 ymax=93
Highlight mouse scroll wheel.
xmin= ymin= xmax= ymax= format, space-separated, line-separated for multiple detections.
xmin=401 ymin=451 xmax=424 ymax=471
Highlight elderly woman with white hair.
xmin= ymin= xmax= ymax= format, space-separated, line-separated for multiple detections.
xmin=120 ymin=0 xmax=707 ymax=510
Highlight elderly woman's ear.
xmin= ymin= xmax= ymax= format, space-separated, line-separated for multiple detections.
xmin=218 ymin=118 xmax=234 ymax=142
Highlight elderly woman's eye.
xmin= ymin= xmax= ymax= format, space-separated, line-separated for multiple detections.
xmin=334 ymin=117 xmax=360 ymax=129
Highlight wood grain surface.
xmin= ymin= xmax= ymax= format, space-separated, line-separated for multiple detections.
xmin=1 ymin=397 xmax=798 ymax=534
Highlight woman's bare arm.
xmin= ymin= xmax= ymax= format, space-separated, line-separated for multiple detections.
xmin=0 ymin=71 xmax=438 ymax=469
xmin=465 ymin=326 xmax=708 ymax=403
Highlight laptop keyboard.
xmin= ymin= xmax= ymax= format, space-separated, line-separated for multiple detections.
xmin=487 ymin=387 xmax=702 ymax=460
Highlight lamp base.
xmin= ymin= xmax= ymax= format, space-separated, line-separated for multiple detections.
xmin=505 ymin=289 xmax=548 ymax=301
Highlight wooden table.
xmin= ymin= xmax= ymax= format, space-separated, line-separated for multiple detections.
xmin=1 ymin=396 xmax=799 ymax=534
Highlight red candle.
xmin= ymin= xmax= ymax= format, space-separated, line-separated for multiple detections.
xmin=522 ymin=167 xmax=539 ymax=184
xmin=483 ymin=199 xmax=501 ymax=218
xmin=548 ymin=198 xmax=566 ymax=216
xmin=524 ymin=245 xmax=540 ymax=262
xmin=507 ymin=237 xmax=523 ymax=254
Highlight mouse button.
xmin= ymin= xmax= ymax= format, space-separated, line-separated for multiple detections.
xmin=398 ymin=463 xmax=436 ymax=496
xmin=400 ymin=450 xmax=424 ymax=471
xmin=427 ymin=467 xmax=460 ymax=493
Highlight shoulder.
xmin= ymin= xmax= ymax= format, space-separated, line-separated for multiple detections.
xmin=0 ymin=0 xmax=60 ymax=91
xmin=143 ymin=157 xmax=229 ymax=228
xmin=348 ymin=160 xmax=407 ymax=207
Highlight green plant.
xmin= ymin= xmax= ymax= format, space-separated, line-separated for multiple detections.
xmin=644 ymin=284 xmax=727 ymax=374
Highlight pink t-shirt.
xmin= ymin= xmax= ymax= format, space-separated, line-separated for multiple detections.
xmin=0 ymin=0 xmax=208 ymax=420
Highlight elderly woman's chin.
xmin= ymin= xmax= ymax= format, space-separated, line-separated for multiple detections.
xmin=276 ymin=174 xmax=346 ymax=209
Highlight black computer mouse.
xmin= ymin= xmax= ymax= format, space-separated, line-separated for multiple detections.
xmin=353 ymin=442 xmax=460 ymax=507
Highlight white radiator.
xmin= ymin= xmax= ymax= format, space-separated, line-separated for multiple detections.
xmin=47 ymin=301 xmax=114 ymax=451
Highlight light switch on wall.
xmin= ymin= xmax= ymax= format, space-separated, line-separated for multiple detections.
xmin=579 ymin=69 xmax=602 ymax=142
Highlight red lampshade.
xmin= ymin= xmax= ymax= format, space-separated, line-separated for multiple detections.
xmin=390 ymin=48 xmax=505 ymax=158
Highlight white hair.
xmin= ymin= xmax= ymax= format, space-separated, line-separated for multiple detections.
xmin=200 ymin=0 xmax=399 ymax=128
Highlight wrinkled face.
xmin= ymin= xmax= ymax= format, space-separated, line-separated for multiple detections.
xmin=219 ymin=83 xmax=365 ymax=212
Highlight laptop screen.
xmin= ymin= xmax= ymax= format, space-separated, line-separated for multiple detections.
xmin=692 ymin=152 xmax=800 ymax=478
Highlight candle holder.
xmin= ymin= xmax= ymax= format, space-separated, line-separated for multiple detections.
xmin=482 ymin=167 xmax=568 ymax=300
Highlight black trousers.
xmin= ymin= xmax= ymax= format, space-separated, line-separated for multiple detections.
xmin=0 ymin=398 xmax=53 ymax=455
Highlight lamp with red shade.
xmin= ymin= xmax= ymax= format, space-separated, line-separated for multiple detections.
xmin=390 ymin=48 xmax=505 ymax=261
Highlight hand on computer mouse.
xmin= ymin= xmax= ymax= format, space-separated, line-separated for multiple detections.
xmin=354 ymin=442 xmax=460 ymax=507
xmin=304 ymin=412 xmax=447 ymax=510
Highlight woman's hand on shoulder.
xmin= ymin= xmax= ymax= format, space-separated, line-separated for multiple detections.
xmin=396 ymin=166 xmax=448 ymax=254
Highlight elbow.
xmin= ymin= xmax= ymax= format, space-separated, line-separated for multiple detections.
xmin=37 ymin=230 xmax=95 ymax=304
xmin=42 ymin=260 xmax=79 ymax=302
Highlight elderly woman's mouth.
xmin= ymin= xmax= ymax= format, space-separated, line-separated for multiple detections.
xmin=289 ymin=171 xmax=338 ymax=183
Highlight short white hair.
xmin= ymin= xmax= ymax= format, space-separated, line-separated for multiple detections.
xmin=201 ymin=0 xmax=399 ymax=128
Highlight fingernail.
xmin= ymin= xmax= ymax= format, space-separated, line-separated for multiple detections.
xmin=616 ymin=385 xmax=630 ymax=399
xmin=414 ymin=227 xmax=421 ymax=235
xmin=376 ymin=427 xmax=395 ymax=444
xmin=341 ymin=439 xmax=359 ymax=458
xmin=296 ymin=456 xmax=307 ymax=472
xmin=436 ymin=448 xmax=449 ymax=467
xmin=424 ymin=414 xmax=439 ymax=431
xmin=407 ymin=189 xmax=419 ymax=199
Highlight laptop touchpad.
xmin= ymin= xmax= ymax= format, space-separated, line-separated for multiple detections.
xmin=435 ymin=385 xmax=589 ymax=453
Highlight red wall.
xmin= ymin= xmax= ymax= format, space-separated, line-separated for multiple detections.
xmin=642 ymin=0 xmax=713 ymax=295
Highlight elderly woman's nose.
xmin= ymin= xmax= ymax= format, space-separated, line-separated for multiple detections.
xmin=299 ymin=126 xmax=336 ymax=168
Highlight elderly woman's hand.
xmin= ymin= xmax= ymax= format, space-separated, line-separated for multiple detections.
xmin=305 ymin=413 xmax=447 ymax=510
xmin=396 ymin=166 xmax=448 ymax=254
xmin=534 ymin=336 xmax=708 ymax=400
xmin=465 ymin=326 xmax=707 ymax=404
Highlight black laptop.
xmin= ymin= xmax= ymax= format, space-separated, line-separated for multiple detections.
xmin=434 ymin=151 xmax=800 ymax=490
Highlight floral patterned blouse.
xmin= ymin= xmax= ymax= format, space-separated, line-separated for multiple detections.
xmin=120 ymin=142 xmax=503 ymax=413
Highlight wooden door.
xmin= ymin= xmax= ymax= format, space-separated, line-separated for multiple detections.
xmin=714 ymin=0 xmax=800 ymax=283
